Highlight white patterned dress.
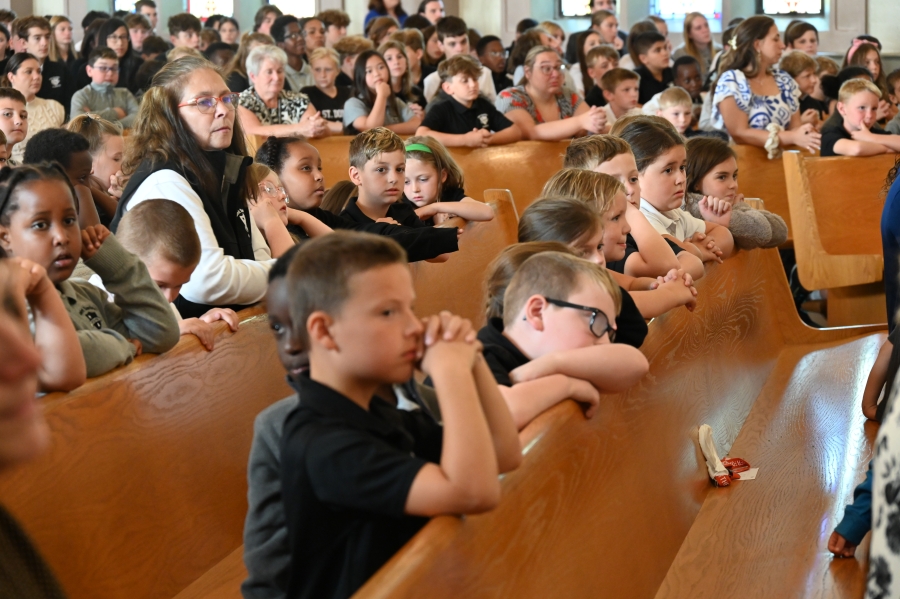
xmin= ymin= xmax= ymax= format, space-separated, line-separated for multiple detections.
xmin=237 ymin=88 xmax=311 ymax=126
xmin=710 ymin=68 xmax=800 ymax=132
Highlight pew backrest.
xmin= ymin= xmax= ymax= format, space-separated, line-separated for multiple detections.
xmin=0 ymin=306 xmax=291 ymax=599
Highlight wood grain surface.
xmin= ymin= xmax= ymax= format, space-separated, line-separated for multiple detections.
xmin=0 ymin=306 xmax=291 ymax=599
xmin=353 ymin=248 xmax=885 ymax=599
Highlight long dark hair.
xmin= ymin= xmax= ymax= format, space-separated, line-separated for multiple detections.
xmin=353 ymin=49 xmax=402 ymax=117
xmin=718 ymin=15 xmax=776 ymax=77
xmin=0 ymin=163 xmax=77 ymax=226
xmin=97 ymin=18 xmax=131 ymax=56
xmin=122 ymin=57 xmax=249 ymax=200
xmin=576 ymin=30 xmax=599 ymax=96
xmin=684 ymin=137 xmax=736 ymax=194
xmin=367 ymin=0 xmax=407 ymax=18
xmin=1 ymin=52 xmax=38 ymax=86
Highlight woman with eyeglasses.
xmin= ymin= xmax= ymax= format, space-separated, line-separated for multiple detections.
xmin=2 ymin=53 xmax=64 ymax=164
xmin=96 ymin=18 xmax=144 ymax=94
xmin=494 ymin=46 xmax=608 ymax=141
xmin=237 ymin=44 xmax=329 ymax=140
xmin=110 ymin=56 xmax=274 ymax=319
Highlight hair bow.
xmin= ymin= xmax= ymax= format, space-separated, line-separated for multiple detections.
xmin=846 ymin=38 xmax=866 ymax=62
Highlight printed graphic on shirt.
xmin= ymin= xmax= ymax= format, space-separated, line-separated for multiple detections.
xmin=80 ymin=306 xmax=103 ymax=329
xmin=237 ymin=208 xmax=249 ymax=234
xmin=477 ymin=113 xmax=489 ymax=128
xmin=48 ymin=76 xmax=62 ymax=89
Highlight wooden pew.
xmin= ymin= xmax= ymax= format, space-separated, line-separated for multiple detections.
xmin=261 ymin=136 xmax=566 ymax=219
xmin=352 ymin=248 xmax=885 ymax=599
xmin=411 ymin=189 xmax=519 ymax=328
xmin=0 ymin=306 xmax=291 ymax=599
xmin=732 ymin=144 xmax=819 ymax=245
xmin=783 ymin=151 xmax=895 ymax=326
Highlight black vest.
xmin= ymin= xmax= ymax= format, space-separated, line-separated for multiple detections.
xmin=111 ymin=151 xmax=255 ymax=319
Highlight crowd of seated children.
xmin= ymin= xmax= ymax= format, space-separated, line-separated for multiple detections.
xmin=343 ymin=49 xmax=421 ymax=135
xmin=301 ymin=47 xmax=351 ymax=135
xmin=254 ymin=134 xmax=459 ymax=262
xmin=819 ymin=79 xmax=900 ymax=157
xmin=417 ymin=55 xmax=521 ymax=147
xmin=66 ymin=115 xmax=124 ymax=224
xmin=536 ymin=170 xmax=697 ymax=318
xmin=0 ymin=163 xmax=178 ymax=378
xmin=422 ymin=16 xmax=495 ymax=103
xmin=279 ymin=231 xmax=521 ymax=599
xmin=683 ymin=137 xmax=788 ymax=250
xmin=403 ymin=135 xmax=494 ymax=224
xmin=583 ymin=45 xmax=619 ymax=108
xmin=70 ymin=47 xmax=139 ymax=129
xmin=478 ymin=246 xmax=648 ymax=430
xmin=113 ymin=199 xmax=240 ymax=351
xmin=563 ymin=134 xmax=704 ymax=280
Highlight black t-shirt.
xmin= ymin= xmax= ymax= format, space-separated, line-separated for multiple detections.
xmin=616 ymin=287 xmax=648 ymax=349
xmin=38 ymin=59 xmax=72 ymax=118
xmin=478 ymin=317 xmax=531 ymax=386
xmin=585 ymin=85 xmax=607 ymax=108
xmin=634 ymin=65 xmax=674 ymax=106
xmin=341 ymin=197 xmax=430 ymax=228
xmin=281 ymin=375 xmax=443 ymax=599
xmin=800 ymin=95 xmax=829 ymax=121
xmin=605 ymin=234 xmax=640 ymax=274
xmin=820 ymin=115 xmax=890 ymax=157
xmin=335 ymin=71 xmax=353 ymax=88
xmin=421 ymin=94 xmax=513 ymax=135
xmin=300 ymin=86 xmax=351 ymax=123
xmin=491 ymin=70 xmax=512 ymax=94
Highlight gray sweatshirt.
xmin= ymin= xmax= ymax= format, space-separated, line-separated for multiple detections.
xmin=70 ymin=83 xmax=140 ymax=128
xmin=60 ymin=233 xmax=180 ymax=377
xmin=684 ymin=192 xmax=788 ymax=250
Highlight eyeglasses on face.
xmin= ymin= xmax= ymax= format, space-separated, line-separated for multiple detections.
xmin=106 ymin=34 xmax=129 ymax=42
xmin=258 ymin=181 xmax=287 ymax=199
xmin=543 ymin=297 xmax=615 ymax=341
xmin=537 ymin=64 xmax=564 ymax=75
xmin=177 ymin=92 xmax=240 ymax=113
xmin=92 ymin=65 xmax=119 ymax=73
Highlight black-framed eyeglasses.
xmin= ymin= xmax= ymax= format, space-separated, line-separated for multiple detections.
xmin=177 ymin=92 xmax=240 ymax=114
xmin=544 ymin=297 xmax=615 ymax=341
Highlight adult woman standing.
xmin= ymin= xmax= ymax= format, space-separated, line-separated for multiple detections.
xmin=111 ymin=56 xmax=274 ymax=318
xmin=237 ymin=45 xmax=328 ymax=139
xmin=711 ymin=16 xmax=819 ymax=155
xmin=495 ymin=46 xmax=607 ymax=141
xmin=673 ymin=12 xmax=722 ymax=82
xmin=48 ymin=16 xmax=77 ymax=68
xmin=3 ymin=53 xmax=64 ymax=164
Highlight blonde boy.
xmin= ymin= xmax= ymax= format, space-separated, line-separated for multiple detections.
xmin=654 ymin=86 xmax=693 ymax=134
xmin=820 ymin=79 xmax=900 ymax=157
xmin=479 ymin=250 xmax=648 ymax=429
xmin=600 ymin=68 xmax=641 ymax=126
xmin=116 ymin=199 xmax=239 ymax=350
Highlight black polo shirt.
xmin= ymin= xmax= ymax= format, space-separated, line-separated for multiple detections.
xmin=281 ymin=375 xmax=442 ymax=599
xmin=38 ymin=59 xmax=72 ymax=118
xmin=820 ymin=115 xmax=890 ymax=157
xmin=634 ymin=65 xmax=673 ymax=106
xmin=478 ymin=317 xmax=531 ymax=386
xmin=421 ymin=93 xmax=513 ymax=135
xmin=341 ymin=196 xmax=430 ymax=228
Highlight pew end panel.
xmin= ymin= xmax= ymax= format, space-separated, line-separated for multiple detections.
xmin=410 ymin=189 xmax=519 ymax=328
xmin=783 ymin=151 xmax=888 ymax=327
xmin=0 ymin=306 xmax=292 ymax=599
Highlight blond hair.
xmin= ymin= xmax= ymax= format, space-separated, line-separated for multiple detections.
xmin=66 ymin=114 xmax=122 ymax=156
xmin=586 ymin=44 xmax=619 ymax=68
xmin=680 ymin=12 xmax=712 ymax=74
xmin=405 ymin=135 xmax=464 ymax=201
xmin=116 ymin=199 xmax=202 ymax=268
xmin=779 ymin=49 xmax=818 ymax=79
xmin=838 ymin=78 xmax=882 ymax=104
xmin=48 ymin=16 xmax=76 ymax=63
xmin=349 ymin=127 xmax=405 ymax=169
xmin=483 ymin=241 xmax=573 ymax=321
xmin=502 ymin=251 xmax=621 ymax=329
xmin=542 ymin=168 xmax=624 ymax=216
xmin=563 ymin=135 xmax=632 ymax=170
xmin=246 ymin=162 xmax=274 ymax=204
xmin=657 ymin=86 xmax=692 ymax=110
xmin=308 ymin=46 xmax=340 ymax=68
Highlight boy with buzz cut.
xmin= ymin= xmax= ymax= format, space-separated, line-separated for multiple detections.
xmin=280 ymin=231 xmax=521 ymax=599
xmin=71 ymin=47 xmax=140 ymax=128
xmin=168 ymin=13 xmax=201 ymax=50
xmin=422 ymin=16 xmax=497 ymax=103
xmin=114 ymin=199 xmax=239 ymax=351
xmin=417 ymin=55 xmax=522 ymax=147
xmin=584 ymin=44 xmax=619 ymax=108
xmin=600 ymin=68 xmax=642 ymax=127
xmin=479 ymin=250 xmax=649 ymax=429
xmin=632 ymin=30 xmax=673 ymax=105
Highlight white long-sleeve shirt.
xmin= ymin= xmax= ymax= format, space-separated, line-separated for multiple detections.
xmin=123 ymin=169 xmax=274 ymax=306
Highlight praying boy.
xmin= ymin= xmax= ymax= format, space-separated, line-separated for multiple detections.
xmin=417 ymin=55 xmax=521 ymax=147
xmin=633 ymin=31 xmax=673 ymax=105
xmin=280 ymin=231 xmax=521 ymax=599
xmin=70 ymin=47 xmax=140 ymax=128
xmin=479 ymin=250 xmax=649 ymax=429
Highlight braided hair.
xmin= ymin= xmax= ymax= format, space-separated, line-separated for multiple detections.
xmin=255 ymin=135 xmax=306 ymax=174
xmin=0 ymin=163 xmax=77 ymax=226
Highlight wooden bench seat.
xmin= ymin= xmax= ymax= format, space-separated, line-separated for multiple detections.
xmin=352 ymin=247 xmax=884 ymax=599
xmin=0 ymin=306 xmax=291 ymax=599
xmin=783 ymin=151 xmax=895 ymax=326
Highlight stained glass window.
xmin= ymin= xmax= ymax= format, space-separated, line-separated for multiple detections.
xmin=758 ymin=0 xmax=824 ymax=15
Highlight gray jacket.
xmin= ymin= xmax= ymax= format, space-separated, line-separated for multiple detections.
xmin=61 ymin=233 xmax=180 ymax=377
xmin=70 ymin=83 xmax=139 ymax=128
xmin=684 ymin=192 xmax=788 ymax=250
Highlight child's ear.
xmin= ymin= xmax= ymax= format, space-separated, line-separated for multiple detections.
xmin=638 ymin=53 xmax=649 ymax=66
xmin=0 ymin=226 xmax=11 ymax=252
xmin=348 ymin=166 xmax=363 ymax=187
xmin=307 ymin=310 xmax=338 ymax=351
xmin=440 ymin=80 xmax=452 ymax=95
xmin=836 ymin=101 xmax=847 ymax=118
xmin=522 ymin=295 xmax=547 ymax=332
xmin=602 ymin=88 xmax=613 ymax=102
xmin=440 ymin=169 xmax=448 ymax=183
xmin=655 ymin=109 xmax=663 ymax=116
